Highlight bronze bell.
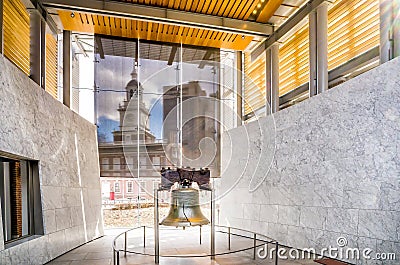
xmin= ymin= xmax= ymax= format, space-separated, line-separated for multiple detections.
xmin=161 ymin=187 xmax=209 ymax=227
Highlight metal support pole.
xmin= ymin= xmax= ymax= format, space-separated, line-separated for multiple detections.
xmin=30 ymin=10 xmax=45 ymax=88
xmin=143 ymin=226 xmax=146 ymax=248
xmin=63 ymin=30 xmax=71 ymax=108
xmin=275 ymin=242 xmax=279 ymax=265
xmin=154 ymin=189 xmax=160 ymax=264
xmin=235 ymin=51 xmax=243 ymax=126
xmin=0 ymin=0 xmax=3 ymax=55
xmin=228 ymin=227 xmax=231 ymax=250
xmin=380 ymin=0 xmax=400 ymax=62
xmin=393 ymin=0 xmax=400 ymax=58
xmin=316 ymin=2 xmax=328 ymax=93
xmin=210 ymin=188 xmax=215 ymax=260
xmin=380 ymin=0 xmax=393 ymax=63
xmin=199 ymin=225 xmax=202 ymax=245
xmin=309 ymin=9 xmax=317 ymax=97
xmin=270 ymin=43 xmax=279 ymax=113
xmin=116 ymin=251 xmax=120 ymax=265
xmin=40 ymin=19 xmax=46 ymax=89
xmin=253 ymin=233 xmax=257 ymax=260
xmin=265 ymin=48 xmax=272 ymax=115
xmin=124 ymin=232 xmax=127 ymax=257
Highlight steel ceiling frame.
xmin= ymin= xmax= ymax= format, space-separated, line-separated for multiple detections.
xmin=41 ymin=0 xmax=274 ymax=37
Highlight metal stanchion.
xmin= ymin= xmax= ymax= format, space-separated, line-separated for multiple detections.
xmin=210 ymin=188 xmax=215 ymax=260
xmin=275 ymin=241 xmax=279 ymax=265
xmin=199 ymin=225 xmax=202 ymax=245
xmin=154 ymin=189 xmax=160 ymax=264
xmin=143 ymin=226 xmax=146 ymax=248
xmin=253 ymin=233 xmax=257 ymax=260
xmin=116 ymin=251 xmax=120 ymax=265
xmin=124 ymin=232 xmax=127 ymax=257
xmin=228 ymin=227 xmax=231 ymax=250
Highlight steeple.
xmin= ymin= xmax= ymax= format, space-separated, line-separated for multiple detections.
xmin=125 ymin=64 xmax=143 ymax=101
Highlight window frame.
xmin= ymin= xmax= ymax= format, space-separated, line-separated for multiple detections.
xmin=0 ymin=153 xmax=44 ymax=246
xmin=114 ymin=181 xmax=121 ymax=193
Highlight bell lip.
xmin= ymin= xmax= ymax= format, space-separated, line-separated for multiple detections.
xmin=172 ymin=187 xmax=199 ymax=192
xmin=159 ymin=220 xmax=210 ymax=227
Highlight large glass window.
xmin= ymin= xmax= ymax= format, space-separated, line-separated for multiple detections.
xmin=0 ymin=154 xmax=43 ymax=244
xmin=95 ymin=36 xmax=227 ymax=227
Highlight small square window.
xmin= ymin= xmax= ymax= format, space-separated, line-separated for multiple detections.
xmin=114 ymin=182 xmax=121 ymax=193
xmin=0 ymin=154 xmax=44 ymax=244
xmin=127 ymin=182 xmax=133 ymax=193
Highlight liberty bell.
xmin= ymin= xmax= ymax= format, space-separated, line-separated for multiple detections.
xmin=160 ymin=168 xmax=210 ymax=227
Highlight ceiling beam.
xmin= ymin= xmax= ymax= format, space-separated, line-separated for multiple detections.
xmin=198 ymin=50 xmax=213 ymax=69
xmin=167 ymin=45 xmax=178 ymax=65
xmin=41 ymin=0 xmax=273 ymax=37
xmin=256 ymin=0 xmax=284 ymax=23
xmin=251 ymin=0 xmax=328 ymax=61
xmin=95 ymin=36 xmax=104 ymax=59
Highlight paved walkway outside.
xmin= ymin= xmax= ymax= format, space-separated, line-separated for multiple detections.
xmin=46 ymin=227 xmax=320 ymax=265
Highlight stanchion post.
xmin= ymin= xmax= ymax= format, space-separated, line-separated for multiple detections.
xmin=143 ymin=226 xmax=146 ymax=248
xmin=124 ymin=232 xmax=127 ymax=257
xmin=211 ymin=188 xmax=215 ymax=260
xmin=154 ymin=189 xmax=160 ymax=264
xmin=199 ymin=225 xmax=202 ymax=245
xmin=253 ymin=233 xmax=257 ymax=260
xmin=275 ymin=241 xmax=279 ymax=265
xmin=228 ymin=227 xmax=231 ymax=250
xmin=116 ymin=251 xmax=120 ymax=265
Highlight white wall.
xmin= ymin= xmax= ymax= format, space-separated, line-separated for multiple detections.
xmin=219 ymin=57 xmax=400 ymax=264
xmin=0 ymin=56 xmax=104 ymax=264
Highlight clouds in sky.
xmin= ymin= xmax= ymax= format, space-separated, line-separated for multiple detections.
xmin=96 ymin=53 xmax=219 ymax=140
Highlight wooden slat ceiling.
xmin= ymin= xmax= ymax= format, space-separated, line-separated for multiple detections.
xmin=58 ymin=10 xmax=254 ymax=50
xmin=115 ymin=0 xmax=260 ymax=20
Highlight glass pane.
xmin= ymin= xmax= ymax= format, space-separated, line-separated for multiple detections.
xmin=181 ymin=46 xmax=221 ymax=178
xmin=138 ymin=41 xmax=181 ymax=225
xmin=95 ymin=36 xmax=141 ymax=227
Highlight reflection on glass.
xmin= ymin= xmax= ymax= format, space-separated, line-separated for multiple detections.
xmin=95 ymin=36 xmax=223 ymax=227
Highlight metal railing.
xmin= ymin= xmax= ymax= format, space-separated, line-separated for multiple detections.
xmin=112 ymin=225 xmax=279 ymax=265
xmin=112 ymin=224 xmax=355 ymax=265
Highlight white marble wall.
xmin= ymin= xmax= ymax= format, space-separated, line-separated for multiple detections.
xmin=0 ymin=56 xmax=104 ymax=264
xmin=219 ymin=57 xmax=400 ymax=264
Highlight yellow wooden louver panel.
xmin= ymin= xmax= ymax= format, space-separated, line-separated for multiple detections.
xmin=58 ymin=11 xmax=253 ymax=50
xmin=328 ymin=0 xmax=379 ymax=70
xmin=3 ymin=0 xmax=30 ymax=75
xmin=45 ymin=34 xmax=58 ymax=99
xmin=244 ymin=52 xmax=266 ymax=116
xmin=279 ymin=24 xmax=309 ymax=96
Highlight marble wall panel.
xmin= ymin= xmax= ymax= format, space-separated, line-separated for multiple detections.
xmin=220 ymin=57 xmax=400 ymax=264
xmin=0 ymin=56 xmax=104 ymax=264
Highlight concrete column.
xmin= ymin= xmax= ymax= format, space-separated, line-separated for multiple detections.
xmin=394 ymin=0 xmax=400 ymax=58
xmin=381 ymin=0 xmax=400 ymax=62
xmin=309 ymin=10 xmax=317 ymax=96
xmin=309 ymin=2 xmax=328 ymax=95
xmin=30 ymin=10 xmax=45 ymax=88
xmin=40 ymin=20 xmax=46 ymax=89
xmin=270 ymin=43 xmax=279 ymax=113
xmin=63 ymin=30 xmax=71 ymax=108
xmin=0 ymin=0 xmax=3 ymax=55
xmin=265 ymin=48 xmax=272 ymax=115
xmin=235 ymin=51 xmax=243 ymax=126
xmin=380 ymin=0 xmax=393 ymax=63
xmin=316 ymin=2 xmax=328 ymax=93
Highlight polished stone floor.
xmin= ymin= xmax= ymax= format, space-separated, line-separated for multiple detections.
xmin=46 ymin=227 xmax=321 ymax=265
